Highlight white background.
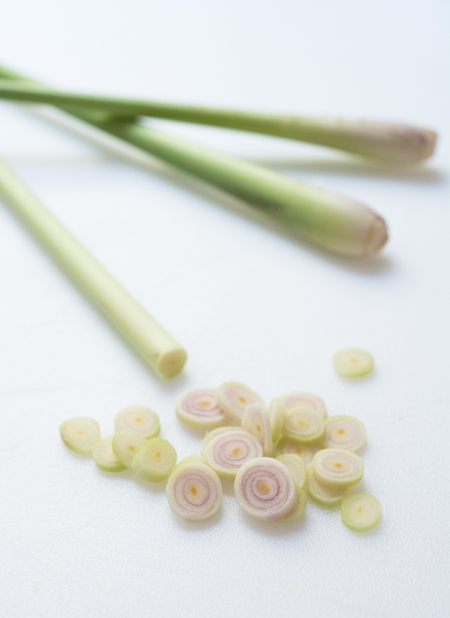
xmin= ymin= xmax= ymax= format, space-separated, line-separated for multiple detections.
xmin=0 ymin=2 xmax=449 ymax=616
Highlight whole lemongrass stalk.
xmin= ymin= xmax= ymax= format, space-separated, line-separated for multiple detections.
xmin=0 ymin=65 xmax=387 ymax=256
xmin=0 ymin=158 xmax=187 ymax=378
xmin=0 ymin=79 xmax=436 ymax=164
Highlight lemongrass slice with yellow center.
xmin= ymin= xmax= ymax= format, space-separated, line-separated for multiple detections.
xmin=114 ymin=405 xmax=160 ymax=438
xmin=132 ymin=438 xmax=177 ymax=482
xmin=175 ymin=388 xmax=227 ymax=430
xmin=166 ymin=462 xmax=222 ymax=522
xmin=307 ymin=468 xmax=347 ymax=507
xmin=268 ymin=397 xmax=285 ymax=441
xmin=60 ymin=417 xmax=101 ymax=455
xmin=242 ymin=403 xmax=273 ymax=455
xmin=322 ymin=415 xmax=366 ymax=452
xmin=234 ymin=457 xmax=297 ymax=521
xmin=175 ymin=454 xmax=207 ymax=468
xmin=202 ymin=426 xmax=248 ymax=449
xmin=112 ymin=430 xmax=147 ymax=468
xmin=93 ymin=435 xmax=126 ymax=472
xmin=341 ymin=493 xmax=381 ymax=532
xmin=276 ymin=439 xmax=321 ymax=465
xmin=313 ymin=448 xmax=364 ymax=488
xmin=283 ymin=406 xmax=325 ymax=443
xmin=216 ymin=382 xmax=264 ymax=424
xmin=280 ymin=391 xmax=327 ymax=419
xmin=276 ymin=454 xmax=307 ymax=489
xmin=276 ymin=485 xmax=307 ymax=522
xmin=333 ymin=348 xmax=373 ymax=377
xmin=202 ymin=429 xmax=263 ymax=478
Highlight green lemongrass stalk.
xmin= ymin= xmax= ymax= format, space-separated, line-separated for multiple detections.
xmin=0 ymin=79 xmax=436 ymax=163
xmin=0 ymin=65 xmax=387 ymax=256
xmin=0 ymin=159 xmax=187 ymax=378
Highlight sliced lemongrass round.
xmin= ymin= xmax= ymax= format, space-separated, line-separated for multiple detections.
xmin=242 ymin=403 xmax=273 ymax=455
xmin=93 ymin=435 xmax=126 ymax=472
xmin=234 ymin=457 xmax=297 ymax=521
xmin=276 ymin=439 xmax=321 ymax=465
xmin=114 ymin=405 xmax=160 ymax=438
xmin=60 ymin=417 xmax=101 ymax=455
xmin=132 ymin=438 xmax=177 ymax=482
xmin=175 ymin=454 xmax=207 ymax=468
xmin=175 ymin=388 xmax=228 ymax=430
xmin=276 ymin=485 xmax=306 ymax=522
xmin=313 ymin=448 xmax=364 ymax=488
xmin=268 ymin=397 xmax=285 ymax=441
xmin=276 ymin=454 xmax=307 ymax=489
xmin=202 ymin=426 xmax=248 ymax=450
xmin=280 ymin=391 xmax=327 ymax=419
xmin=112 ymin=430 xmax=147 ymax=468
xmin=216 ymin=381 xmax=264 ymax=424
xmin=202 ymin=429 xmax=263 ymax=478
xmin=341 ymin=493 xmax=381 ymax=532
xmin=322 ymin=415 xmax=366 ymax=452
xmin=166 ymin=462 xmax=222 ymax=522
xmin=333 ymin=348 xmax=373 ymax=377
xmin=307 ymin=468 xmax=347 ymax=507
xmin=283 ymin=405 xmax=325 ymax=443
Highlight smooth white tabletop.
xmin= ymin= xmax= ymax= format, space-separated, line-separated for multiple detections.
xmin=0 ymin=1 xmax=449 ymax=617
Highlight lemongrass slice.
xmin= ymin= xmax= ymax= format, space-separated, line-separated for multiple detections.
xmin=276 ymin=439 xmax=321 ymax=465
xmin=202 ymin=429 xmax=263 ymax=478
xmin=112 ymin=430 xmax=147 ymax=468
xmin=341 ymin=493 xmax=381 ymax=532
xmin=93 ymin=435 xmax=126 ymax=472
xmin=175 ymin=388 xmax=228 ymax=430
xmin=322 ymin=416 xmax=366 ymax=452
xmin=276 ymin=485 xmax=307 ymax=522
xmin=313 ymin=448 xmax=364 ymax=488
xmin=242 ymin=403 xmax=273 ymax=455
xmin=166 ymin=462 xmax=222 ymax=522
xmin=333 ymin=348 xmax=373 ymax=377
xmin=276 ymin=454 xmax=307 ymax=489
xmin=234 ymin=457 xmax=297 ymax=521
xmin=114 ymin=405 xmax=160 ymax=438
xmin=283 ymin=405 xmax=325 ymax=443
xmin=202 ymin=426 xmax=248 ymax=449
xmin=176 ymin=454 xmax=207 ymax=468
xmin=307 ymin=469 xmax=347 ymax=507
xmin=268 ymin=397 xmax=285 ymax=441
xmin=216 ymin=382 xmax=264 ymax=424
xmin=280 ymin=391 xmax=327 ymax=419
xmin=60 ymin=417 xmax=101 ymax=455
xmin=132 ymin=438 xmax=177 ymax=482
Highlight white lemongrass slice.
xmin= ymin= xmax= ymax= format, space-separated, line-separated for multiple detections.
xmin=93 ymin=435 xmax=126 ymax=472
xmin=202 ymin=429 xmax=263 ymax=478
xmin=322 ymin=415 xmax=366 ymax=452
xmin=280 ymin=391 xmax=327 ymax=419
xmin=313 ymin=448 xmax=364 ymax=488
xmin=60 ymin=417 xmax=101 ymax=455
xmin=234 ymin=457 xmax=297 ymax=521
xmin=283 ymin=405 xmax=325 ymax=443
xmin=307 ymin=468 xmax=347 ymax=507
xmin=132 ymin=438 xmax=177 ymax=482
xmin=276 ymin=439 xmax=321 ymax=465
xmin=341 ymin=493 xmax=381 ymax=532
xmin=166 ymin=462 xmax=222 ymax=523
xmin=276 ymin=485 xmax=307 ymax=522
xmin=242 ymin=403 xmax=273 ymax=455
xmin=276 ymin=454 xmax=307 ymax=489
xmin=333 ymin=348 xmax=373 ymax=377
xmin=114 ymin=405 xmax=160 ymax=438
xmin=202 ymin=426 xmax=248 ymax=449
xmin=268 ymin=397 xmax=285 ymax=441
xmin=175 ymin=455 xmax=207 ymax=468
xmin=175 ymin=388 xmax=228 ymax=430
xmin=216 ymin=381 xmax=264 ymax=424
xmin=112 ymin=430 xmax=147 ymax=468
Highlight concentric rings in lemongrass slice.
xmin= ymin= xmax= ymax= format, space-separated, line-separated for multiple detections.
xmin=175 ymin=454 xmax=207 ymax=468
xmin=276 ymin=485 xmax=307 ymax=522
xmin=93 ymin=435 xmax=126 ymax=472
xmin=333 ymin=348 xmax=373 ymax=377
xmin=112 ymin=430 xmax=147 ymax=468
xmin=268 ymin=397 xmax=285 ymax=441
xmin=276 ymin=454 xmax=307 ymax=489
xmin=60 ymin=417 xmax=101 ymax=455
xmin=175 ymin=388 xmax=228 ymax=430
xmin=282 ymin=405 xmax=325 ymax=444
xmin=202 ymin=429 xmax=263 ymax=478
xmin=322 ymin=416 xmax=366 ymax=452
xmin=234 ymin=457 xmax=298 ymax=521
xmin=313 ymin=448 xmax=364 ymax=488
xmin=202 ymin=426 xmax=248 ymax=450
xmin=132 ymin=438 xmax=177 ymax=482
xmin=307 ymin=468 xmax=347 ymax=507
xmin=341 ymin=493 xmax=381 ymax=532
xmin=216 ymin=381 xmax=264 ymax=424
xmin=242 ymin=403 xmax=273 ymax=455
xmin=279 ymin=391 xmax=327 ymax=419
xmin=166 ymin=462 xmax=222 ymax=523
xmin=276 ymin=439 xmax=321 ymax=465
xmin=114 ymin=406 xmax=160 ymax=438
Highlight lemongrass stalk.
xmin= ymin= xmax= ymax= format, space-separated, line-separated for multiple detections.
xmin=0 ymin=65 xmax=387 ymax=256
xmin=0 ymin=159 xmax=186 ymax=378
xmin=0 ymin=79 xmax=436 ymax=164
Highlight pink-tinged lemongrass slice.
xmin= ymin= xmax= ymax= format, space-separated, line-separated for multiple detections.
xmin=202 ymin=426 xmax=248 ymax=450
xmin=112 ymin=430 xmax=147 ymax=468
xmin=276 ymin=485 xmax=307 ymax=522
xmin=60 ymin=417 xmax=101 ymax=455
xmin=268 ymin=397 xmax=285 ymax=441
xmin=132 ymin=438 xmax=177 ymax=482
xmin=93 ymin=435 xmax=126 ymax=472
xmin=114 ymin=405 xmax=160 ymax=438
xmin=322 ymin=415 xmax=366 ymax=452
xmin=175 ymin=388 xmax=228 ymax=430
xmin=313 ymin=448 xmax=364 ymax=488
xmin=307 ymin=468 xmax=348 ymax=507
xmin=166 ymin=462 xmax=222 ymax=523
xmin=333 ymin=348 xmax=373 ymax=377
xmin=341 ymin=492 xmax=381 ymax=532
xmin=175 ymin=454 xmax=207 ymax=469
xmin=234 ymin=457 xmax=298 ymax=521
xmin=276 ymin=439 xmax=321 ymax=465
xmin=216 ymin=381 xmax=264 ymax=424
xmin=242 ymin=403 xmax=273 ymax=455
xmin=283 ymin=405 xmax=325 ymax=443
xmin=276 ymin=453 xmax=307 ymax=489
xmin=280 ymin=391 xmax=327 ymax=419
xmin=202 ymin=429 xmax=263 ymax=478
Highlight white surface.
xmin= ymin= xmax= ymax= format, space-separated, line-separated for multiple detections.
xmin=0 ymin=2 xmax=449 ymax=617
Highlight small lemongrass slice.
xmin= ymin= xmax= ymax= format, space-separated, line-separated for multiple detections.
xmin=234 ymin=457 xmax=297 ymax=521
xmin=276 ymin=454 xmax=307 ymax=489
xmin=93 ymin=435 xmax=126 ymax=472
xmin=114 ymin=405 xmax=160 ymax=438
xmin=268 ymin=397 xmax=285 ymax=441
xmin=313 ymin=448 xmax=364 ymax=488
xmin=276 ymin=439 xmax=321 ymax=465
xmin=341 ymin=493 xmax=381 ymax=532
xmin=202 ymin=429 xmax=263 ymax=478
xmin=323 ymin=415 xmax=366 ymax=452
xmin=308 ymin=469 xmax=347 ymax=507
xmin=176 ymin=454 xmax=207 ymax=468
xmin=283 ymin=405 xmax=325 ymax=443
xmin=60 ymin=417 xmax=101 ymax=455
xmin=242 ymin=403 xmax=273 ymax=455
xmin=280 ymin=391 xmax=327 ymax=419
xmin=166 ymin=462 xmax=222 ymax=522
xmin=132 ymin=438 xmax=177 ymax=482
xmin=276 ymin=485 xmax=306 ymax=522
xmin=175 ymin=388 xmax=228 ymax=430
xmin=202 ymin=426 xmax=248 ymax=450
xmin=112 ymin=430 xmax=147 ymax=468
xmin=216 ymin=381 xmax=264 ymax=424
xmin=333 ymin=348 xmax=373 ymax=377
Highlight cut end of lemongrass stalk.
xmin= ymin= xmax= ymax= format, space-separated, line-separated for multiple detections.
xmin=322 ymin=416 xmax=366 ymax=452
xmin=307 ymin=468 xmax=348 ymax=507
xmin=166 ymin=462 xmax=222 ymax=522
xmin=276 ymin=454 xmax=307 ymax=490
xmin=355 ymin=122 xmax=437 ymax=163
xmin=283 ymin=405 xmax=325 ymax=444
xmin=313 ymin=448 xmax=364 ymax=488
xmin=242 ymin=403 xmax=273 ymax=455
xmin=341 ymin=492 xmax=381 ymax=532
xmin=114 ymin=405 xmax=160 ymax=438
xmin=93 ymin=435 xmax=126 ymax=472
xmin=132 ymin=438 xmax=177 ymax=482
xmin=216 ymin=382 xmax=264 ymax=424
xmin=280 ymin=391 xmax=327 ymax=420
xmin=175 ymin=388 xmax=228 ymax=430
xmin=175 ymin=454 xmax=207 ymax=468
xmin=333 ymin=348 xmax=374 ymax=377
xmin=156 ymin=347 xmax=187 ymax=379
xmin=276 ymin=485 xmax=307 ymax=522
xmin=202 ymin=426 xmax=249 ymax=449
xmin=268 ymin=397 xmax=285 ymax=441
xmin=276 ymin=439 xmax=321 ymax=465
xmin=364 ymin=215 xmax=388 ymax=254
xmin=202 ymin=428 xmax=263 ymax=478
xmin=60 ymin=417 xmax=101 ymax=455
xmin=112 ymin=430 xmax=147 ymax=468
